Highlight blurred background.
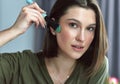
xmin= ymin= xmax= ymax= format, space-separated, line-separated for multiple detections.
xmin=0 ymin=0 xmax=120 ymax=79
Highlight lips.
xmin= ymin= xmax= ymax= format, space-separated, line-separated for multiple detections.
xmin=71 ymin=45 xmax=84 ymax=52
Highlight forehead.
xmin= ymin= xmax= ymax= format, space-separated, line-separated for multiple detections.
xmin=60 ymin=6 xmax=96 ymax=24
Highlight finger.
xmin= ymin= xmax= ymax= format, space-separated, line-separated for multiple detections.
xmin=26 ymin=8 xmax=46 ymax=28
xmin=27 ymin=2 xmax=45 ymax=13
xmin=22 ymin=6 xmax=46 ymax=28
xmin=28 ymin=15 xmax=39 ymax=27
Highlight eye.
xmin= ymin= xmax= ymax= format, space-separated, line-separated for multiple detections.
xmin=69 ymin=22 xmax=78 ymax=28
xmin=87 ymin=27 xmax=95 ymax=32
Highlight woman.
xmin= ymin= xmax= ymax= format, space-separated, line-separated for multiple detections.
xmin=0 ymin=0 xmax=109 ymax=84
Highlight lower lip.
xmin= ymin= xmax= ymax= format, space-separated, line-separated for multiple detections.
xmin=72 ymin=46 xmax=84 ymax=52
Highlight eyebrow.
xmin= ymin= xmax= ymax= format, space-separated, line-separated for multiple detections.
xmin=67 ymin=18 xmax=96 ymax=27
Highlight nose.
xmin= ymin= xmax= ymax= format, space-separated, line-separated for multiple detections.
xmin=76 ymin=30 xmax=85 ymax=42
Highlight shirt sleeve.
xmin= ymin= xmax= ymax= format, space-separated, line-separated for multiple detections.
xmin=88 ymin=56 xmax=109 ymax=84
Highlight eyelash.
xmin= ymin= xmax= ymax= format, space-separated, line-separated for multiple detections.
xmin=68 ymin=22 xmax=78 ymax=28
xmin=87 ymin=27 xmax=95 ymax=32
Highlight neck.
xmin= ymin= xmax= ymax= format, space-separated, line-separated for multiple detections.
xmin=47 ymin=55 xmax=76 ymax=72
xmin=45 ymin=54 xmax=77 ymax=83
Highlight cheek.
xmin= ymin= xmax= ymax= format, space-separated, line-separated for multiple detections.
xmin=56 ymin=30 xmax=75 ymax=45
xmin=86 ymin=34 xmax=94 ymax=45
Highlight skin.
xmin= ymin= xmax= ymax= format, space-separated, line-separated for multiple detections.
xmin=46 ymin=6 xmax=96 ymax=83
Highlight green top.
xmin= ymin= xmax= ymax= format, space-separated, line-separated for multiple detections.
xmin=0 ymin=50 xmax=108 ymax=84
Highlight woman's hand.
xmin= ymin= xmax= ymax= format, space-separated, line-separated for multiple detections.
xmin=12 ymin=2 xmax=46 ymax=34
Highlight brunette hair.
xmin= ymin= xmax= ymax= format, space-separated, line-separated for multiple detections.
xmin=42 ymin=0 xmax=108 ymax=77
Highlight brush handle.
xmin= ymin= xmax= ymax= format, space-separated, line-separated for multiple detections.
xmin=26 ymin=0 xmax=33 ymax=4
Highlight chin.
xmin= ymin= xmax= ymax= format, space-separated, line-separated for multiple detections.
xmin=70 ymin=53 xmax=84 ymax=60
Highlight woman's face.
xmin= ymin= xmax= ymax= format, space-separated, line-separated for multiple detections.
xmin=55 ymin=6 xmax=96 ymax=59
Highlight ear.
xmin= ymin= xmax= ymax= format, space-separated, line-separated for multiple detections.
xmin=50 ymin=18 xmax=57 ymax=35
xmin=50 ymin=27 xmax=56 ymax=35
